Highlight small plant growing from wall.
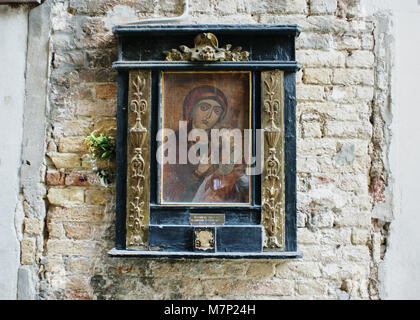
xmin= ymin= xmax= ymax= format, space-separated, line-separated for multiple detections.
xmin=85 ymin=130 xmax=116 ymax=186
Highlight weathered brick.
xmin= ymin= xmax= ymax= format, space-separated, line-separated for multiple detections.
xmin=65 ymin=290 xmax=93 ymax=300
xmin=77 ymin=87 xmax=95 ymax=100
xmin=297 ymin=228 xmax=320 ymax=244
xmin=299 ymin=102 xmax=368 ymax=122
xmin=320 ymin=228 xmax=352 ymax=245
xmin=335 ymin=209 xmax=371 ymax=227
xmin=46 ymin=170 xmax=65 ymax=186
xmin=21 ymin=238 xmax=36 ymax=265
xmin=301 ymin=122 xmax=323 ymax=138
xmin=53 ymin=51 xmax=85 ymax=69
xmin=47 ymin=188 xmax=85 ymax=207
xmin=297 ymin=139 xmax=336 ymax=156
xmin=361 ymin=34 xmax=374 ymax=50
xmin=64 ymin=223 xmax=92 ymax=240
xmin=81 ymin=154 xmax=115 ymax=169
xmin=325 ymin=263 xmax=370 ymax=281
xmin=298 ymin=32 xmax=335 ymax=50
xmin=310 ymin=0 xmax=337 ymax=14
xmin=48 ymin=152 xmax=82 ymax=169
xmin=327 ymin=85 xmax=374 ymax=103
xmin=337 ymin=35 xmax=361 ymax=50
xmin=48 ymin=206 xmax=104 ymax=223
xmin=332 ymin=69 xmax=374 ymax=86
xmin=346 ymin=50 xmax=374 ymax=68
xmin=79 ymin=69 xmax=96 ymax=83
xmin=298 ymin=245 xmax=323 ymax=261
xmin=297 ymin=280 xmax=327 ymax=295
xmin=93 ymin=119 xmax=117 ymax=135
xmin=24 ymin=218 xmax=43 ymax=236
xmin=233 ymin=278 xmax=295 ymax=296
xmin=75 ymin=99 xmax=117 ymax=117
xmin=297 ymin=84 xmax=326 ymax=101
xmin=276 ymin=262 xmax=322 ymax=278
xmin=68 ymin=257 xmax=91 ymax=273
xmin=47 ymin=222 xmax=64 ymax=239
xmin=351 ymin=228 xmax=369 ymax=245
xmin=58 ymin=137 xmax=87 ymax=153
xmin=95 ymin=68 xmax=117 ymax=83
xmin=342 ymin=245 xmax=371 ymax=262
xmin=325 ymin=120 xmax=372 ymax=139
xmin=96 ymin=83 xmax=117 ymax=99
xmin=46 ymin=239 xmax=97 ymax=257
xmin=297 ymin=50 xmax=346 ymax=68
xmin=221 ymin=262 xmax=248 ymax=277
xmin=65 ymin=171 xmax=99 ymax=186
xmin=246 ymin=263 xmax=275 ymax=277
xmin=248 ymin=0 xmax=307 ymax=14
xmin=65 ymin=275 xmax=91 ymax=291
xmin=303 ymin=68 xmax=331 ymax=85
xmin=46 ymin=255 xmax=65 ymax=273
xmin=85 ymin=189 xmax=112 ymax=205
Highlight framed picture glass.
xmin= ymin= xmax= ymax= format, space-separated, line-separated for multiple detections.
xmin=159 ymin=71 xmax=252 ymax=205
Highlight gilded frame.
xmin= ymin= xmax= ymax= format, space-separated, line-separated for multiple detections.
xmin=159 ymin=70 xmax=253 ymax=206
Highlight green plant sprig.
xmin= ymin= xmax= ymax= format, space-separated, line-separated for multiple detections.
xmin=85 ymin=130 xmax=116 ymax=186
xmin=85 ymin=130 xmax=116 ymax=161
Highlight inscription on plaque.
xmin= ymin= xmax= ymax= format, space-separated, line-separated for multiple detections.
xmin=190 ymin=214 xmax=225 ymax=226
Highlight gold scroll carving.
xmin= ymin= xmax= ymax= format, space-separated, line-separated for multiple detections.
xmin=164 ymin=33 xmax=249 ymax=62
xmin=126 ymin=70 xmax=151 ymax=250
xmin=262 ymin=70 xmax=285 ymax=251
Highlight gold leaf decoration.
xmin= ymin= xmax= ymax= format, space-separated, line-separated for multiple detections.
xmin=262 ymin=70 xmax=285 ymax=251
xmin=126 ymin=70 xmax=151 ymax=250
xmin=164 ymin=33 xmax=249 ymax=62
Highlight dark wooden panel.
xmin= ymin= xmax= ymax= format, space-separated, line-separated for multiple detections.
xmin=150 ymin=209 xmax=260 ymax=225
xmin=115 ymin=24 xmax=300 ymax=63
xmin=284 ymin=72 xmax=297 ymax=252
xmin=216 ymin=226 xmax=262 ymax=252
xmin=148 ymin=226 xmax=194 ymax=252
xmin=115 ymin=71 xmax=129 ymax=250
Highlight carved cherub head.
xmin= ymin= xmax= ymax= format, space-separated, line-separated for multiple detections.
xmin=199 ymin=46 xmax=216 ymax=61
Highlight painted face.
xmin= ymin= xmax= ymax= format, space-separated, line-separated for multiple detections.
xmin=191 ymin=98 xmax=224 ymax=130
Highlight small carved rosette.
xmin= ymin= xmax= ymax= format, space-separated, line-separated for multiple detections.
xmin=262 ymin=70 xmax=285 ymax=251
xmin=126 ymin=70 xmax=151 ymax=250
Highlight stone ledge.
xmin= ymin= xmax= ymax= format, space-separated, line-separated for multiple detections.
xmin=108 ymin=248 xmax=302 ymax=260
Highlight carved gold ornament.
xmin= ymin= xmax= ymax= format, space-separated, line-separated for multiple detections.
xmin=164 ymin=33 xmax=249 ymax=62
xmin=194 ymin=229 xmax=215 ymax=251
xmin=126 ymin=70 xmax=151 ymax=250
xmin=262 ymin=70 xmax=285 ymax=250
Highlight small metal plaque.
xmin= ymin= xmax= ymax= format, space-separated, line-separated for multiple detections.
xmin=190 ymin=214 xmax=225 ymax=226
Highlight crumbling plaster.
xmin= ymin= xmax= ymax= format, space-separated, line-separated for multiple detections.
xmin=361 ymin=0 xmax=420 ymax=300
xmin=0 ymin=5 xmax=29 ymax=300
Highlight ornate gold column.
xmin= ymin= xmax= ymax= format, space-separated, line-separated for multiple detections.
xmin=126 ymin=70 xmax=151 ymax=250
xmin=261 ymin=70 xmax=285 ymax=251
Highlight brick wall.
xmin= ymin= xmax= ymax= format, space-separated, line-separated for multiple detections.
xmin=19 ymin=0 xmax=388 ymax=299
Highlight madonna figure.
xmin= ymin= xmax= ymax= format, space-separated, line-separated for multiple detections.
xmin=161 ymin=85 xmax=248 ymax=204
